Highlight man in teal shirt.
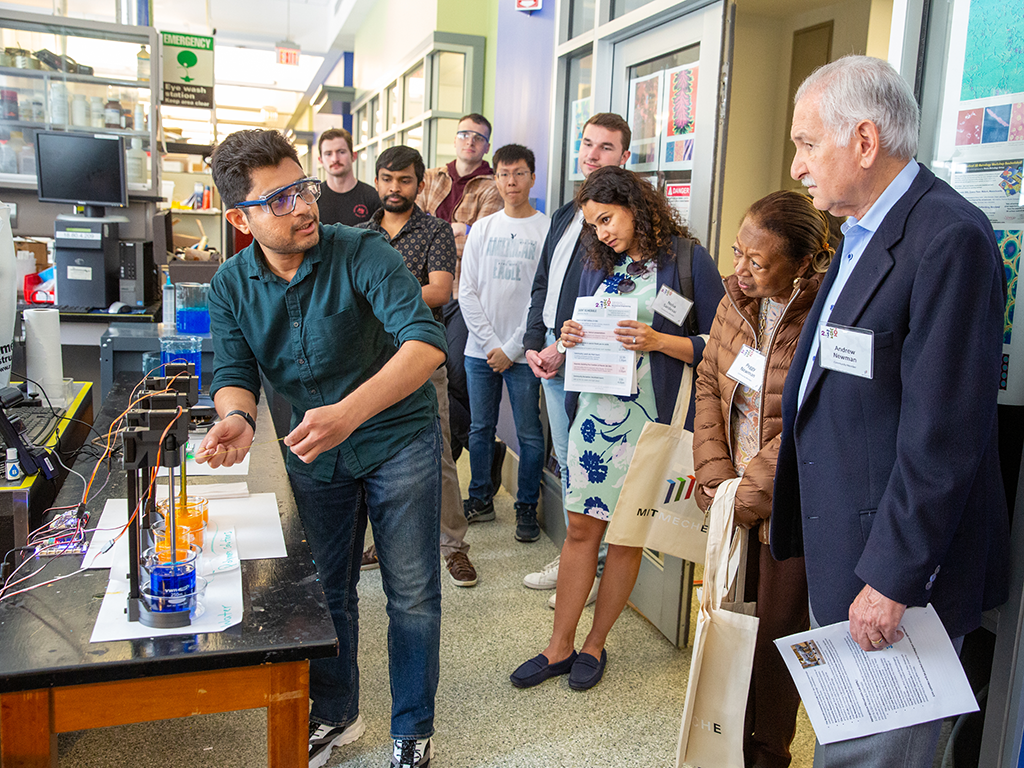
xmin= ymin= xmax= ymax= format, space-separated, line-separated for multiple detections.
xmin=196 ymin=129 xmax=445 ymax=768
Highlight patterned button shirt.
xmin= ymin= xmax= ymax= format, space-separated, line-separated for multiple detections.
xmin=358 ymin=204 xmax=457 ymax=322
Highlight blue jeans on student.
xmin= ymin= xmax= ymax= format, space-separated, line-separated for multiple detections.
xmin=465 ymin=356 xmax=545 ymax=505
xmin=289 ymin=420 xmax=442 ymax=740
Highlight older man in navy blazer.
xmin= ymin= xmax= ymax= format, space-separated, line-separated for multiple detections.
xmin=772 ymin=55 xmax=1009 ymax=766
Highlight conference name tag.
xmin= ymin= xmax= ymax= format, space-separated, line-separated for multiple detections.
xmin=651 ymin=285 xmax=693 ymax=326
xmin=726 ymin=344 xmax=766 ymax=391
xmin=818 ymin=323 xmax=873 ymax=379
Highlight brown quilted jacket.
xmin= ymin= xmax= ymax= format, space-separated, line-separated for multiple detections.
xmin=693 ymin=271 xmax=823 ymax=543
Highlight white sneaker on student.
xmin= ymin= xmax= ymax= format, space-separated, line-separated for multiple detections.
xmin=392 ymin=737 xmax=433 ymax=767
xmin=523 ymin=556 xmax=559 ymax=590
xmin=548 ymin=576 xmax=600 ymax=609
xmin=308 ymin=715 xmax=365 ymax=768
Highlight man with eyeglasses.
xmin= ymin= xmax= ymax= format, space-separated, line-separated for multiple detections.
xmin=419 ymin=114 xmax=504 ymax=476
xmin=418 ymin=113 xmax=502 ymax=268
xmin=520 ymin=113 xmax=632 ymax=608
xmin=459 ymin=144 xmax=550 ymax=542
xmin=197 ymin=129 xmax=446 ymax=768
xmin=357 ymin=145 xmax=478 ymax=590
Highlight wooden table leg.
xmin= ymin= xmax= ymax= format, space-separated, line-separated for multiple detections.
xmin=267 ymin=661 xmax=309 ymax=768
xmin=0 ymin=689 xmax=56 ymax=768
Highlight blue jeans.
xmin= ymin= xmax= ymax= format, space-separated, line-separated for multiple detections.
xmin=464 ymin=356 xmax=545 ymax=505
xmin=289 ymin=420 xmax=442 ymax=740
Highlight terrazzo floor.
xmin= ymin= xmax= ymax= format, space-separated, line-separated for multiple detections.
xmin=57 ymin=453 xmax=822 ymax=768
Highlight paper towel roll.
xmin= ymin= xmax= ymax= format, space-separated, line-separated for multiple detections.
xmin=24 ymin=307 xmax=65 ymax=407
xmin=0 ymin=204 xmax=16 ymax=389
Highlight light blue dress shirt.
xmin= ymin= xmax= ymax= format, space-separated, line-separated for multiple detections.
xmin=797 ymin=160 xmax=921 ymax=406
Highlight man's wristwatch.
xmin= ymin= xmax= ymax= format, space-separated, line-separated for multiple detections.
xmin=556 ymin=339 xmax=567 ymax=354
xmin=225 ymin=409 xmax=256 ymax=434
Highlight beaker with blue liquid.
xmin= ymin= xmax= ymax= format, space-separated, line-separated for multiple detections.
xmin=142 ymin=544 xmax=200 ymax=614
xmin=160 ymin=335 xmax=202 ymax=386
xmin=175 ymin=282 xmax=211 ymax=334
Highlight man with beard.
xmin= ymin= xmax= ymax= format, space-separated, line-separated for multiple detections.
xmin=316 ymin=127 xmax=381 ymax=226
xmin=197 ymin=130 xmax=445 ymax=768
xmin=359 ymin=145 xmax=477 ymax=589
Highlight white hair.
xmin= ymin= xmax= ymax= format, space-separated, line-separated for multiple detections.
xmin=795 ymin=55 xmax=919 ymax=160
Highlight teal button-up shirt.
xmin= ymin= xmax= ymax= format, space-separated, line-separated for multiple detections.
xmin=208 ymin=223 xmax=447 ymax=482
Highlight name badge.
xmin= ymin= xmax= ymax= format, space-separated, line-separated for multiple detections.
xmin=726 ymin=344 xmax=766 ymax=391
xmin=818 ymin=323 xmax=874 ymax=379
xmin=651 ymin=285 xmax=693 ymax=327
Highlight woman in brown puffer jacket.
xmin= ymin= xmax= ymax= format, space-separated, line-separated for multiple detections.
xmin=694 ymin=190 xmax=838 ymax=768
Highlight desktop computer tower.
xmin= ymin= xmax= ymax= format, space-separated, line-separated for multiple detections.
xmin=54 ymin=218 xmax=120 ymax=309
xmin=119 ymin=240 xmax=158 ymax=307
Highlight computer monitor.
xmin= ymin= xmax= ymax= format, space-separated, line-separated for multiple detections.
xmin=35 ymin=131 xmax=127 ymax=218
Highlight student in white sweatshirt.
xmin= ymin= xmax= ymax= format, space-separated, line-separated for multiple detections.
xmin=459 ymin=144 xmax=551 ymax=543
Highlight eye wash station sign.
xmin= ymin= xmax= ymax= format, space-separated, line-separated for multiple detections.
xmin=161 ymin=32 xmax=215 ymax=109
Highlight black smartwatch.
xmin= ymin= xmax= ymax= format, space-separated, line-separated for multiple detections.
xmin=225 ymin=409 xmax=256 ymax=434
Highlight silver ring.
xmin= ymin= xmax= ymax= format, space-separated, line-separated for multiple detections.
xmin=633 ymin=336 xmax=636 ymax=344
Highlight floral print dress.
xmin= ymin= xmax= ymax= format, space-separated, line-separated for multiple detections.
xmin=564 ymin=257 xmax=659 ymax=520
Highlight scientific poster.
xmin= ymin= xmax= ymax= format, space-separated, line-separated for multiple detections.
xmin=627 ymin=72 xmax=662 ymax=170
xmin=950 ymin=160 xmax=1024 ymax=223
xmin=936 ymin=0 xmax=1024 ymax=404
xmin=663 ymin=64 xmax=698 ymax=171
xmin=960 ymin=0 xmax=1024 ymax=101
xmin=994 ymin=228 xmax=1021 ymax=348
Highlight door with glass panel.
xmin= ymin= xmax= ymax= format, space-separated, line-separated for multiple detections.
xmin=608 ymin=2 xmax=729 ymax=647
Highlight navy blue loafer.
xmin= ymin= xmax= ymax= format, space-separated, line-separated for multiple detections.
xmin=510 ymin=651 xmax=578 ymax=688
xmin=568 ymin=649 xmax=607 ymax=690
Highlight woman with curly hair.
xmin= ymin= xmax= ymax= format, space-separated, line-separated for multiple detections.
xmin=511 ymin=166 xmax=723 ymax=690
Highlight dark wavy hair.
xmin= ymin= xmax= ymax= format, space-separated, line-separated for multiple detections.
xmin=211 ymin=129 xmax=300 ymax=210
xmin=744 ymin=190 xmax=841 ymax=274
xmin=575 ymin=166 xmax=697 ymax=273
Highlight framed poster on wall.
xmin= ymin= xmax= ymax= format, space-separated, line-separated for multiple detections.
xmin=935 ymin=0 xmax=1024 ymax=405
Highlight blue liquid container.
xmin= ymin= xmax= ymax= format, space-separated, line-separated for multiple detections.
xmin=176 ymin=307 xmax=210 ymax=334
xmin=148 ymin=561 xmax=197 ymax=613
xmin=161 ymin=348 xmax=201 ymax=384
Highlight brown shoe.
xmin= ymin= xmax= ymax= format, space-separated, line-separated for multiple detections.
xmin=361 ymin=545 xmax=379 ymax=571
xmin=445 ymin=551 xmax=478 ymax=587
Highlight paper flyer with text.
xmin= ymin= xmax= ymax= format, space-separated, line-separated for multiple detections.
xmin=564 ymin=296 xmax=637 ymax=396
xmin=775 ymin=605 xmax=977 ymax=744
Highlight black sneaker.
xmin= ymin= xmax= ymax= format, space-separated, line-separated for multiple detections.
xmin=514 ymin=502 xmax=540 ymax=542
xmin=309 ymin=716 xmax=365 ymax=768
xmin=391 ymin=737 xmax=433 ymax=767
xmin=463 ymin=496 xmax=495 ymax=523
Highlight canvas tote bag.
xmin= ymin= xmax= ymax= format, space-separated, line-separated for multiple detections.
xmin=605 ymin=359 xmax=709 ymax=563
xmin=675 ymin=477 xmax=759 ymax=768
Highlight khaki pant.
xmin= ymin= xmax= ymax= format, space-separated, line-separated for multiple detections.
xmin=431 ymin=365 xmax=468 ymax=557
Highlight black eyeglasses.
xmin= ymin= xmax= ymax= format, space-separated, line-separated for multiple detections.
xmin=616 ymin=260 xmax=651 ymax=294
xmin=235 ymin=177 xmax=321 ymax=217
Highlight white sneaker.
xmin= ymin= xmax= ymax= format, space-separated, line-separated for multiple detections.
xmin=308 ymin=715 xmax=365 ymax=768
xmin=548 ymin=576 xmax=600 ymax=609
xmin=523 ymin=556 xmax=560 ymax=590
xmin=392 ymin=737 xmax=433 ymax=767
